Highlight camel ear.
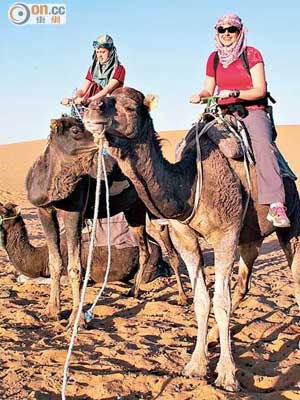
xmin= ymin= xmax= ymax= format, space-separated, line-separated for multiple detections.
xmin=3 ymin=203 xmax=20 ymax=216
xmin=50 ymin=119 xmax=64 ymax=135
xmin=14 ymin=206 xmax=21 ymax=216
xmin=144 ymin=94 xmax=159 ymax=111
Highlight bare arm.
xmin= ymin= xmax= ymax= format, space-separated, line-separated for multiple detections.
xmin=190 ymin=75 xmax=216 ymax=103
xmin=61 ymin=79 xmax=91 ymax=105
xmin=219 ymin=62 xmax=267 ymax=100
xmin=75 ymin=79 xmax=91 ymax=97
xmin=88 ymin=79 xmax=121 ymax=102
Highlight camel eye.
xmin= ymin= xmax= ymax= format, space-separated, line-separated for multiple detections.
xmin=71 ymin=126 xmax=81 ymax=134
xmin=122 ymin=100 xmax=137 ymax=112
xmin=124 ymin=105 xmax=136 ymax=112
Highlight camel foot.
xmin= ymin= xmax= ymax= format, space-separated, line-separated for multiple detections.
xmin=46 ymin=304 xmax=60 ymax=321
xmin=66 ymin=311 xmax=87 ymax=331
xmin=177 ymin=293 xmax=188 ymax=306
xmin=127 ymin=287 xmax=140 ymax=299
xmin=215 ymin=367 xmax=240 ymax=392
xmin=182 ymin=358 xmax=208 ymax=378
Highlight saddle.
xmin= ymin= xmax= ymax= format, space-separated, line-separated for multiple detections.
xmin=176 ymin=115 xmax=296 ymax=181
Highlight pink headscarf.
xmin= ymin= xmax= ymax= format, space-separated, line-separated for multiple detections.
xmin=214 ymin=13 xmax=247 ymax=68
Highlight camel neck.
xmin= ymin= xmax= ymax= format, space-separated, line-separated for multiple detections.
xmin=110 ymin=132 xmax=197 ymax=220
xmin=4 ymin=220 xmax=48 ymax=278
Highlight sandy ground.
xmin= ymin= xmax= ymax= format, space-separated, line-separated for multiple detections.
xmin=0 ymin=127 xmax=300 ymax=399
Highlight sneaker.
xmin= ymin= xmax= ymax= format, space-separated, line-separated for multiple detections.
xmin=267 ymin=205 xmax=291 ymax=228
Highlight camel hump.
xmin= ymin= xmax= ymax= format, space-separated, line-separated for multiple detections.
xmin=175 ymin=120 xmax=244 ymax=162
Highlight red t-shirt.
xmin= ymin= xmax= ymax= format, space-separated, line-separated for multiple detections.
xmin=85 ymin=65 xmax=126 ymax=86
xmin=206 ymin=46 xmax=264 ymax=105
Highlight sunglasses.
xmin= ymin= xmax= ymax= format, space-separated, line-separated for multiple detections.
xmin=217 ymin=26 xmax=240 ymax=34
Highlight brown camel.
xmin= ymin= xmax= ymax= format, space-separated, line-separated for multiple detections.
xmin=83 ymin=87 xmax=300 ymax=392
xmin=0 ymin=201 xmax=166 ymax=283
xmin=25 ymin=117 xmax=186 ymax=327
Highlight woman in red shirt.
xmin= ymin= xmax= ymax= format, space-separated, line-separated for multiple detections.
xmin=190 ymin=13 xmax=290 ymax=228
xmin=62 ymin=34 xmax=125 ymax=106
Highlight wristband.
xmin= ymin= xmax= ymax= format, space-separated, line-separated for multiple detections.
xmin=229 ymin=90 xmax=240 ymax=98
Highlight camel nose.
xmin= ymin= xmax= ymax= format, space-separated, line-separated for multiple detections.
xmin=89 ymin=100 xmax=103 ymax=111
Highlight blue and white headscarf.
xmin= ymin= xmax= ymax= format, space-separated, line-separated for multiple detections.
xmin=91 ymin=34 xmax=121 ymax=88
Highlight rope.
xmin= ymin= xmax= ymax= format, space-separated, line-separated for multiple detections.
xmin=70 ymin=101 xmax=84 ymax=121
xmin=182 ymin=118 xmax=218 ymax=225
xmin=62 ymin=131 xmax=106 ymax=400
xmin=85 ymin=151 xmax=112 ymax=322
xmin=219 ymin=116 xmax=252 ymax=223
xmin=182 ymin=107 xmax=252 ymax=225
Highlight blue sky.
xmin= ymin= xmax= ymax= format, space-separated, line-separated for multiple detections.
xmin=1 ymin=0 xmax=299 ymax=144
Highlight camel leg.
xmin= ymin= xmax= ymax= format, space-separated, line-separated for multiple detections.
xmin=63 ymin=211 xmax=82 ymax=327
xmin=213 ymin=242 xmax=239 ymax=392
xmin=291 ymin=239 xmax=300 ymax=309
xmin=167 ymin=221 xmax=209 ymax=376
xmin=128 ymin=225 xmax=150 ymax=298
xmin=38 ymin=207 xmax=62 ymax=320
xmin=208 ymin=239 xmax=263 ymax=344
xmin=147 ymin=218 xmax=188 ymax=305
xmin=161 ymin=225 xmax=188 ymax=305
xmin=277 ymin=232 xmax=300 ymax=309
xmin=276 ymin=231 xmax=296 ymax=266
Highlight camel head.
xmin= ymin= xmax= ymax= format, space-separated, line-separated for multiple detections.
xmin=49 ymin=117 xmax=98 ymax=156
xmin=0 ymin=202 xmax=22 ymax=244
xmin=83 ymin=87 xmax=154 ymax=145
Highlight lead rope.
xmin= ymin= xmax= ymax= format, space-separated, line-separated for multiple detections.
xmin=62 ymin=130 xmax=109 ymax=400
xmin=84 ymin=151 xmax=112 ymax=322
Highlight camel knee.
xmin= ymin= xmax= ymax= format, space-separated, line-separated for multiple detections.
xmin=213 ymin=293 xmax=231 ymax=323
xmin=48 ymin=259 xmax=63 ymax=281
xmin=194 ymin=299 xmax=210 ymax=323
xmin=194 ymin=291 xmax=210 ymax=312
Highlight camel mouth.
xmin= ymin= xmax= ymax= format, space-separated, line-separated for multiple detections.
xmin=84 ymin=120 xmax=109 ymax=136
xmin=72 ymin=145 xmax=99 ymax=154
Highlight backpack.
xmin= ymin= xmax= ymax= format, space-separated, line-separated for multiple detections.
xmin=213 ymin=48 xmax=276 ymax=104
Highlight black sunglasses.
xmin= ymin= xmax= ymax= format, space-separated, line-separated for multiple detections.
xmin=217 ymin=26 xmax=239 ymax=34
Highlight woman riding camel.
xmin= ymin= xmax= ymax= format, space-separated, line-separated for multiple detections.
xmin=190 ymin=13 xmax=290 ymax=228
xmin=62 ymin=34 xmax=125 ymax=106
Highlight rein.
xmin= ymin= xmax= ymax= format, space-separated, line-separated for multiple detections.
xmin=181 ymin=118 xmax=218 ymax=225
xmin=182 ymin=95 xmax=252 ymax=225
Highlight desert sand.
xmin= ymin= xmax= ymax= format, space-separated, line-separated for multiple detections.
xmin=0 ymin=125 xmax=300 ymax=399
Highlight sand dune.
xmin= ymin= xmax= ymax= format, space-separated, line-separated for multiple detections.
xmin=0 ymin=124 xmax=299 ymax=200
xmin=0 ymin=125 xmax=300 ymax=399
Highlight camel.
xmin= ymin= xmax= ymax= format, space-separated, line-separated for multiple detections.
xmin=0 ymin=201 xmax=165 ymax=283
xmin=83 ymin=87 xmax=300 ymax=392
xmin=25 ymin=117 xmax=186 ymax=327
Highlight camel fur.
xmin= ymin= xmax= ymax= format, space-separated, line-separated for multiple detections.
xmin=0 ymin=202 xmax=154 ymax=283
xmin=83 ymin=87 xmax=300 ymax=392
xmin=25 ymin=117 xmax=187 ymax=327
